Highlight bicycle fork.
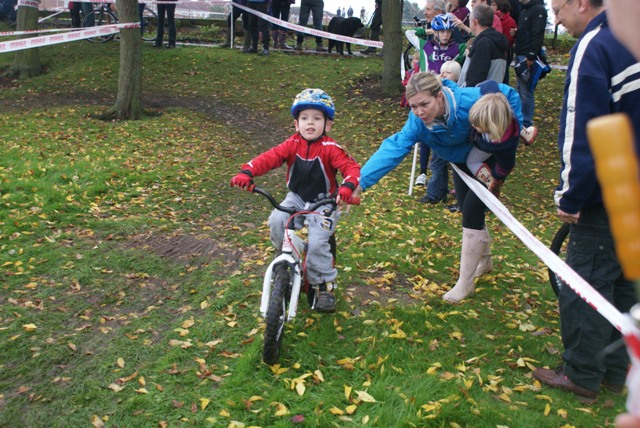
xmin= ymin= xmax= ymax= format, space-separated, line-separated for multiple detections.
xmin=260 ymin=229 xmax=304 ymax=320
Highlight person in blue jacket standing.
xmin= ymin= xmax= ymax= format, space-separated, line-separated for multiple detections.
xmin=354 ymin=72 xmax=522 ymax=303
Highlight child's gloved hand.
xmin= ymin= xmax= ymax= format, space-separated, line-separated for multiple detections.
xmin=337 ymin=184 xmax=354 ymax=204
xmin=489 ymin=178 xmax=504 ymax=198
xmin=230 ymin=171 xmax=253 ymax=190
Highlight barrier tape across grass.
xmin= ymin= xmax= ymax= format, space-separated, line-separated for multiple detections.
xmin=0 ymin=22 xmax=138 ymax=53
xmin=451 ymin=164 xmax=639 ymax=336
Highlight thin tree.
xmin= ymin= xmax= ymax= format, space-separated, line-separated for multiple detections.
xmin=380 ymin=0 xmax=404 ymax=97
xmin=102 ymin=0 xmax=143 ymax=120
xmin=5 ymin=0 xmax=43 ymax=78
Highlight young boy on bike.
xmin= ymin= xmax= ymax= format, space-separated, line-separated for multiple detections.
xmin=230 ymin=89 xmax=361 ymax=313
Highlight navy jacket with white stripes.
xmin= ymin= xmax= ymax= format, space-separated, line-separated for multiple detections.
xmin=554 ymin=11 xmax=640 ymax=214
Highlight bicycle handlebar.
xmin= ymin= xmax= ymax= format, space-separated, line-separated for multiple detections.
xmin=250 ymin=186 xmax=360 ymax=215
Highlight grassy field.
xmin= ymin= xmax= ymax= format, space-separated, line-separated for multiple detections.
xmin=0 ymin=36 xmax=628 ymax=427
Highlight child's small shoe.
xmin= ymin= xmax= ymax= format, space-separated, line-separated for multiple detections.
xmin=314 ymin=282 xmax=336 ymax=313
xmin=520 ymin=126 xmax=538 ymax=146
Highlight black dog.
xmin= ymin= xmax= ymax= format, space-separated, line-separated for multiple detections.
xmin=327 ymin=17 xmax=364 ymax=55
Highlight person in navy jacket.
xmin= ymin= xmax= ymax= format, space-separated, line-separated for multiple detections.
xmin=533 ymin=0 xmax=640 ymax=404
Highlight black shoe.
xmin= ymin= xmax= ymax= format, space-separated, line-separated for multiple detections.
xmin=244 ymin=48 xmax=258 ymax=53
xmin=315 ymin=45 xmax=327 ymax=52
xmin=361 ymin=47 xmax=376 ymax=54
xmin=445 ymin=203 xmax=459 ymax=213
xmin=314 ymin=283 xmax=336 ymax=313
xmin=419 ymin=195 xmax=445 ymax=204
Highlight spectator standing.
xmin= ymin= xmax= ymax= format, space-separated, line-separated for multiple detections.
xmin=449 ymin=0 xmax=471 ymax=40
xmin=532 ymin=0 xmax=640 ymax=403
xmin=155 ymin=0 xmax=177 ymax=48
xmin=271 ymin=0 xmax=294 ymax=49
xmin=361 ymin=0 xmax=382 ymax=54
xmin=222 ymin=0 xmax=249 ymax=48
xmin=458 ymin=4 xmax=508 ymax=87
xmin=360 ymin=6 xmax=365 ymax=20
xmin=492 ymin=0 xmax=517 ymax=83
xmin=296 ymin=0 xmax=327 ymax=52
xmin=247 ymin=0 xmax=271 ymax=55
xmin=337 ymin=7 xmax=342 ymax=16
xmin=513 ymin=0 xmax=546 ymax=128
xmin=347 ymin=6 xmax=353 ymax=17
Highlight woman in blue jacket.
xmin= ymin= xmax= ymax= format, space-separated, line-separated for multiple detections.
xmin=356 ymin=72 xmax=522 ymax=303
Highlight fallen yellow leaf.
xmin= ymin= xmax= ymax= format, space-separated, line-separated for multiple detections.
xmin=22 ymin=324 xmax=37 ymax=332
xmin=200 ymin=398 xmax=210 ymax=410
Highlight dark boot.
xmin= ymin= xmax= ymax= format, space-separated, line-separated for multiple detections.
xmin=242 ymin=30 xmax=251 ymax=52
xmin=361 ymin=29 xmax=379 ymax=54
xmin=279 ymin=30 xmax=293 ymax=49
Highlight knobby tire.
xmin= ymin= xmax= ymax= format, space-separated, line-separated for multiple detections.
xmin=263 ymin=266 xmax=290 ymax=365
xmin=548 ymin=223 xmax=570 ymax=297
xmin=83 ymin=9 xmax=118 ymax=43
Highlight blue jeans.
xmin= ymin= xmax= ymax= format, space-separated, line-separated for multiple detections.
xmin=516 ymin=55 xmax=535 ymax=127
xmin=297 ymin=0 xmax=324 ymax=45
xmin=425 ymin=152 xmax=449 ymax=201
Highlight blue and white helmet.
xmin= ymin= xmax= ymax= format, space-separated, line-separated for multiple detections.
xmin=431 ymin=14 xmax=453 ymax=31
xmin=291 ymin=89 xmax=335 ymax=120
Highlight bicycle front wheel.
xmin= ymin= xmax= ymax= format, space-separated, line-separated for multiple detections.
xmin=548 ymin=223 xmax=570 ymax=297
xmin=141 ymin=5 xmax=157 ymax=42
xmin=263 ymin=265 xmax=290 ymax=365
xmin=83 ymin=9 xmax=118 ymax=43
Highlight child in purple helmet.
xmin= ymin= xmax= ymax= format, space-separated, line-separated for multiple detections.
xmin=231 ymin=89 xmax=361 ymax=313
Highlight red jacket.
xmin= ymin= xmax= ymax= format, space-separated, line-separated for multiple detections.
xmin=242 ymin=134 xmax=361 ymax=202
xmin=498 ymin=11 xmax=517 ymax=48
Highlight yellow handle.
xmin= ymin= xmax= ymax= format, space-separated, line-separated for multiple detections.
xmin=587 ymin=113 xmax=640 ymax=279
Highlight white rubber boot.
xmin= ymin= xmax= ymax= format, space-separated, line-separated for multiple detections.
xmin=443 ymin=228 xmax=485 ymax=303
xmin=474 ymin=228 xmax=493 ymax=278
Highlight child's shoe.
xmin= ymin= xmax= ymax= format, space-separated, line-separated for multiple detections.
xmin=314 ymin=282 xmax=336 ymax=313
xmin=414 ymin=173 xmax=427 ymax=186
xmin=520 ymin=126 xmax=538 ymax=146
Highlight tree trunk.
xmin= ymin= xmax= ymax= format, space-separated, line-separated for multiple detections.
xmin=380 ymin=0 xmax=404 ymax=97
xmin=6 ymin=0 xmax=43 ymax=78
xmin=103 ymin=0 xmax=143 ymax=120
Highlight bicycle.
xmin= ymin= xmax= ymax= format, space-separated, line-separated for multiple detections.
xmin=82 ymin=2 xmax=157 ymax=43
xmin=403 ymin=15 xmax=427 ymax=72
xmin=548 ymin=222 xmax=570 ymax=297
xmin=248 ymin=186 xmax=359 ymax=365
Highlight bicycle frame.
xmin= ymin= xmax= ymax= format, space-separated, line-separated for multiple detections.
xmin=260 ymin=228 xmax=304 ymax=320
xmin=254 ymin=187 xmax=334 ymax=319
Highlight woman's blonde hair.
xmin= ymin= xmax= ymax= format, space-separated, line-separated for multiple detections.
xmin=440 ymin=60 xmax=461 ymax=81
xmin=468 ymin=93 xmax=513 ymax=142
xmin=405 ymin=71 xmax=442 ymax=101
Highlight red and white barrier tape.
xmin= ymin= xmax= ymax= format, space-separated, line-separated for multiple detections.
xmin=17 ymin=0 xmax=39 ymax=8
xmin=232 ymin=2 xmax=382 ymax=49
xmin=0 ymin=22 xmax=139 ymax=53
xmin=450 ymin=163 xmax=639 ymax=337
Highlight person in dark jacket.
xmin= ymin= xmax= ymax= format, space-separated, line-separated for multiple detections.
xmin=513 ymin=0 xmax=547 ymax=127
xmin=532 ymin=0 xmax=640 ymax=404
xmin=458 ymin=4 xmax=508 ymax=87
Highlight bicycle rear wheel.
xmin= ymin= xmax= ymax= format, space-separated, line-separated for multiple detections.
xmin=548 ymin=223 xmax=570 ymax=297
xmin=83 ymin=9 xmax=118 ymax=43
xmin=263 ymin=265 xmax=290 ymax=365
xmin=141 ymin=5 xmax=157 ymax=42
